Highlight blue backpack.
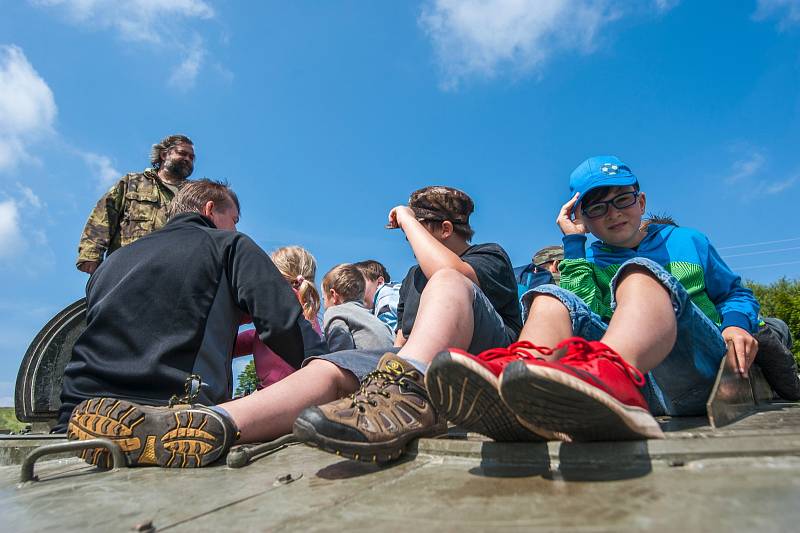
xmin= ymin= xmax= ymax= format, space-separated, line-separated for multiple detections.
xmin=514 ymin=263 xmax=554 ymax=300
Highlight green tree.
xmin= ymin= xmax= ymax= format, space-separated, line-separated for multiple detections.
xmin=745 ymin=277 xmax=800 ymax=363
xmin=235 ymin=360 xmax=259 ymax=397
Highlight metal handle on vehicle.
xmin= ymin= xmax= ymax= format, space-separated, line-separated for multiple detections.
xmin=226 ymin=434 xmax=298 ymax=468
xmin=20 ymin=438 xmax=126 ymax=482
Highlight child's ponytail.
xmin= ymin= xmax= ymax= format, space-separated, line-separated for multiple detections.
xmin=271 ymin=246 xmax=321 ymax=323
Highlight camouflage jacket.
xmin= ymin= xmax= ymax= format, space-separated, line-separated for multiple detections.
xmin=76 ymin=169 xmax=185 ymax=266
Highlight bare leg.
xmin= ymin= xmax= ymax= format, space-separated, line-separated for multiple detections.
xmin=601 ymin=266 xmax=677 ymax=372
xmin=397 ymin=268 xmax=475 ymax=364
xmin=220 ymin=359 xmax=359 ymax=443
xmin=517 ymin=294 xmax=573 ymax=360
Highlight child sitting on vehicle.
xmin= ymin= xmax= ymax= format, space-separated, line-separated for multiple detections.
xmin=427 ymin=155 xmax=760 ymax=442
xmin=353 ymin=260 xmax=401 ymax=332
xmin=321 ymin=263 xmax=394 ymax=352
xmin=234 ymin=246 xmax=322 ymax=389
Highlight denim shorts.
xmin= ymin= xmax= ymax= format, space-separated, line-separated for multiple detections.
xmin=521 ymin=257 xmax=727 ymax=416
xmin=305 ymin=283 xmax=514 ymax=382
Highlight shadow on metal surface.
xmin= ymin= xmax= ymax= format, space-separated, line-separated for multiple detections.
xmin=552 ymin=440 xmax=652 ymax=482
xmin=315 ymin=453 xmax=416 ymax=480
xmin=470 ymin=441 xmax=550 ymax=478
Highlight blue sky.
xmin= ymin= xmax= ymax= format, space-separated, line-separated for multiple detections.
xmin=1 ymin=0 xmax=799 ymax=406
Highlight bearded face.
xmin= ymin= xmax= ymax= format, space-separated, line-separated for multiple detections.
xmin=161 ymin=143 xmax=195 ymax=179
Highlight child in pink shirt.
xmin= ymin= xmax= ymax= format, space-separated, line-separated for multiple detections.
xmin=234 ymin=246 xmax=322 ymax=389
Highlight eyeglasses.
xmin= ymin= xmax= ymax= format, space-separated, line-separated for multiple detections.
xmin=581 ymin=191 xmax=640 ymax=219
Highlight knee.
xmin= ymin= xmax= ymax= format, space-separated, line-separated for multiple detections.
xmin=305 ymin=359 xmax=358 ymax=395
xmin=527 ymin=292 xmax=569 ymax=319
xmin=427 ymin=268 xmax=473 ymax=293
xmin=616 ymin=264 xmax=661 ymax=288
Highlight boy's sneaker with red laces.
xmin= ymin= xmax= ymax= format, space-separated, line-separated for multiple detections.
xmin=500 ymin=337 xmax=664 ymax=441
xmin=425 ymin=342 xmax=558 ymax=442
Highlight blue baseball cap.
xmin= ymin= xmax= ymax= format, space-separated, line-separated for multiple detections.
xmin=569 ymin=156 xmax=638 ymax=213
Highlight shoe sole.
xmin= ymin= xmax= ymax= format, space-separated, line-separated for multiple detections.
xmin=500 ymin=361 xmax=664 ymax=441
xmin=293 ymin=417 xmax=447 ymax=464
xmin=67 ymin=398 xmax=230 ymax=467
xmin=425 ymin=351 xmax=549 ymax=442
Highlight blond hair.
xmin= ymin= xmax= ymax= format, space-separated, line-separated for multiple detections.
xmin=271 ymin=246 xmax=320 ymax=322
xmin=322 ymin=264 xmax=365 ymax=303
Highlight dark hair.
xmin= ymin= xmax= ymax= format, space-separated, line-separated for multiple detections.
xmin=322 ymin=264 xmax=365 ymax=303
xmin=150 ymin=134 xmax=193 ymax=169
xmin=167 ymin=178 xmax=240 ymax=219
xmin=581 ymin=183 xmax=640 ymax=209
xmin=408 ymin=185 xmax=475 ymax=241
xmin=643 ymin=212 xmax=678 ymax=227
xmin=353 ymin=260 xmax=390 ymax=282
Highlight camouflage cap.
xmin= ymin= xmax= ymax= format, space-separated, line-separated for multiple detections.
xmin=532 ymin=245 xmax=564 ymax=267
xmin=408 ymin=186 xmax=474 ymax=225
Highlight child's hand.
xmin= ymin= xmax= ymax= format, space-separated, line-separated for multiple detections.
xmin=722 ymin=326 xmax=759 ymax=378
xmin=386 ymin=205 xmax=415 ymax=229
xmin=556 ymin=193 xmax=588 ymax=236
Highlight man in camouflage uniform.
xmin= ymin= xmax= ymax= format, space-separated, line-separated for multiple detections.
xmin=76 ymin=134 xmax=195 ymax=274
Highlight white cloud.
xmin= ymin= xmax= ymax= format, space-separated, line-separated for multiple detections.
xmin=0 ymin=45 xmax=57 ymax=171
xmin=32 ymin=0 xmax=216 ymax=89
xmin=762 ymin=175 xmax=799 ymax=194
xmin=81 ymin=152 xmax=120 ymax=190
xmin=754 ymin=0 xmax=800 ymax=29
xmin=419 ymin=0 xmax=676 ymax=89
xmin=16 ymin=183 xmax=42 ymax=209
xmin=725 ymin=150 xmax=766 ymax=184
xmin=0 ymin=199 xmax=25 ymax=258
xmin=654 ymin=0 xmax=681 ymax=12
xmin=31 ymin=0 xmax=214 ymax=43
xmin=168 ymin=38 xmax=206 ymax=90
xmin=722 ymin=147 xmax=799 ymax=198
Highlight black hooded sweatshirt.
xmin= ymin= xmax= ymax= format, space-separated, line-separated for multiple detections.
xmin=57 ymin=213 xmax=322 ymax=429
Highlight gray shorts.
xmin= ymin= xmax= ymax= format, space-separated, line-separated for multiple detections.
xmin=305 ymin=283 xmax=513 ymax=381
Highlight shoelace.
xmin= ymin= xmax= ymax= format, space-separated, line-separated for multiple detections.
xmin=349 ymin=364 xmax=408 ymax=412
xmin=555 ymin=337 xmax=645 ymax=386
xmin=476 ymin=340 xmax=553 ymax=362
xmin=168 ymin=373 xmax=202 ymax=407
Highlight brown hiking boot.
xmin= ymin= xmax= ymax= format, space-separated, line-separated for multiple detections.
xmin=293 ymin=353 xmax=447 ymax=463
xmin=67 ymin=398 xmax=239 ymax=468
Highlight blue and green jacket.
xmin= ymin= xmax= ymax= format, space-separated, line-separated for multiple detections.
xmin=560 ymin=224 xmax=759 ymax=333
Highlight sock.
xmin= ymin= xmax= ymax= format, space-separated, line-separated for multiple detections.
xmin=404 ymin=358 xmax=429 ymax=374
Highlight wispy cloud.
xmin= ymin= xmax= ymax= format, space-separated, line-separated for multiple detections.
xmin=753 ymin=0 xmax=800 ymax=29
xmin=762 ymin=175 xmax=799 ymax=194
xmin=31 ymin=0 xmax=217 ymax=88
xmin=168 ymin=37 xmax=206 ymax=90
xmin=16 ymin=183 xmax=43 ymax=209
xmin=654 ymin=0 xmax=681 ymax=12
xmin=725 ymin=150 xmax=766 ymax=184
xmin=722 ymin=146 xmax=799 ymax=198
xmin=0 ymin=45 xmax=57 ymax=172
xmin=419 ymin=0 xmax=678 ymax=90
xmin=81 ymin=152 xmax=120 ymax=190
xmin=0 ymin=199 xmax=24 ymax=259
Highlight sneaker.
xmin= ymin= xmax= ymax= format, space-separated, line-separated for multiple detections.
xmin=426 ymin=342 xmax=558 ymax=441
xmin=754 ymin=320 xmax=800 ymax=401
xmin=293 ymin=353 xmax=447 ymax=463
xmin=500 ymin=337 xmax=664 ymax=441
xmin=67 ymin=398 xmax=239 ymax=468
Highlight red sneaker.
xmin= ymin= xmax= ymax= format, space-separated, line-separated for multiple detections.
xmin=500 ymin=337 xmax=664 ymax=441
xmin=425 ymin=342 xmax=559 ymax=441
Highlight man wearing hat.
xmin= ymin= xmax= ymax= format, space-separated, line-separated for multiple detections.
xmin=516 ymin=245 xmax=564 ymax=297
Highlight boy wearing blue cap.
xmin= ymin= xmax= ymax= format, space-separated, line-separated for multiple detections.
xmin=427 ymin=155 xmax=760 ymax=441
